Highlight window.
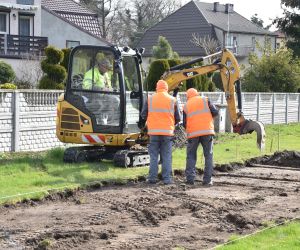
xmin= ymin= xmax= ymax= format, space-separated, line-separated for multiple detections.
xmin=70 ymin=48 xmax=121 ymax=129
xmin=276 ymin=42 xmax=281 ymax=50
xmin=0 ymin=13 xmax=8 ymax=33
xmin=19 ymin=16 xmax=32 ymax=36
xmin=252 ymin=37 xmax=256 ymax=51
xmin=17 ymin=0 xmax=34 ymax=5
xmin=66 ymin=40 xmax=80 ymax=48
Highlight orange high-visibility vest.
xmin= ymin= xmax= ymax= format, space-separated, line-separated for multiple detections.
xmin=184 ymin=96 xmax=214 ymax=138
xmin=147 ymin=91 xmax=176 ymax=136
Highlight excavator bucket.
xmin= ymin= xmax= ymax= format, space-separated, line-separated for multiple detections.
xmin=241 ymin=120 xmax=266 ymax=150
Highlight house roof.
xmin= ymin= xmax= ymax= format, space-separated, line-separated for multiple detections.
xmin=42 ymin=0 xmax=109 ymax=43
xmin=195 ymin=1 xmax=274 ymax=35
xmin=137 ymin=0 xmax=275 ymax=57
xmin=42 ymin=0 xmax=95 ymax=15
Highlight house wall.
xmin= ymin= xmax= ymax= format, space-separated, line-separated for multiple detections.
xmin=0 ymin=57 xmax=42 ymax=86
xmin=4 ymin=0 xmax=42 ymax=36
xmin=214 ymin=27 xmax=276 ymax=68
xmin=41 ymin=9 xmax=106 ymax=49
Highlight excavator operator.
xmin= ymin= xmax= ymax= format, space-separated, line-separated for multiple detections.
xmin=82 ymin=55 xmax=113 ymax=91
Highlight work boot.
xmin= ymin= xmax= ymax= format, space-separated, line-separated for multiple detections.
xmin=147 ymin=180 xmax=157 ymax=184
xmin=163 ymin=180 xmax=174 ymax=185
xmin=202 ymin=180 xmax=213 ymax=187
xmin=186 ymin=180 xmax=195 ymax=185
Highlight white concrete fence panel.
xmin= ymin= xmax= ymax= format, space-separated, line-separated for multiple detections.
xmin=0 ymin=90 xmax=299 ymax=152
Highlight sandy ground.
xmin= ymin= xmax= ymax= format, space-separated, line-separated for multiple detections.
xmin=0 ymin=151 xmax=299 ymax=250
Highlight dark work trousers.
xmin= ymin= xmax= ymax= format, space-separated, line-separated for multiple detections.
xmin=148 ymin=135 xmax=173 ymax=184
xmin=185 ymin=135 xmax=214 ymax=184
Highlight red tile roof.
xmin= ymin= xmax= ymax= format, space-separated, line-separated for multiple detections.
xmin=42 ymin=0 xmax=103 ymax=39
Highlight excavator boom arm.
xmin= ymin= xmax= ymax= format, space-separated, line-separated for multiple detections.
xmin=161 ymin=48 xmax=266 ymax=150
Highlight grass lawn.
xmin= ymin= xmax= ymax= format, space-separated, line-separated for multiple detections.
xmin=0 ymin=123 xmax=299 ymax=203
xmin=217 ymin=220 xmax=300 ymax=250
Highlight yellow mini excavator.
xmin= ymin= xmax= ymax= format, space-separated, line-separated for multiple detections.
xmin=56 ymin=45 xmax=265 ymax=167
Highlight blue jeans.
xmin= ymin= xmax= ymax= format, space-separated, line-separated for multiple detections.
xmin=148 ymin=135 xmax=173 ymax=184
xmin=185 ymin=135 xmax=214 ymax=184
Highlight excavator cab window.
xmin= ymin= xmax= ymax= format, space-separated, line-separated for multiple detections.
xmin=122 ymin=55 xmax=143 ymax=133
xmin=65 ymin=46 xmax=122 ymax=134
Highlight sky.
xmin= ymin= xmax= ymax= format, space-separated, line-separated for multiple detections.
xmin=183 ymin=0 xmax=284 ymax=30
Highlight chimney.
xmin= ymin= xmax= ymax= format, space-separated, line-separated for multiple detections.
xmin=213 ymin=2 xmax=219 ymax=12
xmin=225 ymin=3 xmax=234 ymax=13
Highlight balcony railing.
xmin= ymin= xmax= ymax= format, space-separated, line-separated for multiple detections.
xmin=225 ymin=45 xmax=254 ymax=57
xmin=0 ymin=34 xmax=48 ymax=57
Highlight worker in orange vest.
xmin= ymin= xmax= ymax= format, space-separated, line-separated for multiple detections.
xmin=183 ymin=88 xmax=219 ymax=186
xmin=140 ymin=80 xmax=181 ymax=184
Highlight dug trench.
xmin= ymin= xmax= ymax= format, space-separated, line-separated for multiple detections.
xmin=0 ymin=150 xmax=299 ymax=250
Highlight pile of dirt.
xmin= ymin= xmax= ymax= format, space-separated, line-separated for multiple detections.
xmin=214 ymin=162 xmax=244 ymax=172
xmin=246 ymin=150 xmax=300 ymax=168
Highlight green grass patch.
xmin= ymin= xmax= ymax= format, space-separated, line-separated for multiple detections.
xmin=0 ymin=123 xmax=299 ymax=203
xmin=217 ymin=220 xmax=300 ymax=250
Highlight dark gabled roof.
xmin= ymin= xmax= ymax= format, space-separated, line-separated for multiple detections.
xmin=42 ymin=0 xmax=108 ymax=43
xmin=137 ymin=0 xmax=275 ymax=57
xmin=137 ymin=1 xmax=214 ymax=57
xmin=194 ymin=1 xmax=275 ymax=35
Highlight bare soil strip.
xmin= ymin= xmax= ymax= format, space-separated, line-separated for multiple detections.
xmin=0 ymin=151 xmax=299 ymax=250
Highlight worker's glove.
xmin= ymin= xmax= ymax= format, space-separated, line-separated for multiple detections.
xmin=175 ymin=121 xmax=183 ymax=129
xmin=137 ymin=118 xmax=146 ymax=129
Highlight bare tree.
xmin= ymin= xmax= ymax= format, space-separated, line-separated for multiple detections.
xmin=80 ymin=0 xmax=119 ymax=40
xmin=111 ymin=0 xmax=182 ymax=46
xmin=16 ymin=54 xmax=43 ymax=89
xmin=190 ymin=33 xmax=220 ymax=62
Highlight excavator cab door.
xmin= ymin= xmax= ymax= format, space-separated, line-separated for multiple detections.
xmin=121 ymin=54 xmax=144 ymax=134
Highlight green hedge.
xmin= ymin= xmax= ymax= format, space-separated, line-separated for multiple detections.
xmin=61 ymin=48 xmax=71 ymax=73
xmin=146 ymin=59 xmax=170 ymax=91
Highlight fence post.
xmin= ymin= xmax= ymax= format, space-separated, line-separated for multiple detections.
xmin=285 ymin=93 xmax=288 ymax=124
xmin=256 ymin=93 xmax=260 ymax=121
xmin=12 ymin=91 xmax=20 ymax=152
xmin=272 ymin=93 xmax=275 ymax=124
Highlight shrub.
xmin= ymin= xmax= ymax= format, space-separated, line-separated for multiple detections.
xmin=41 ymin=60 xmax=66 ymax=82
xmin=44 ymin=46 xmax=64 ymax=64
xmin=61 ymin=48 xmax=71 ymax=73
xmin=0 ymin=83 xmax=17 ymax=89
xmin=152 ymin=36 xmax=179 ymax=59
xmin=39 ymin=46 xmax=67 ymax=89
xmin=56 ymin=83 xmax=65 ymax=90
xmin=145 ymin=59 xmax=170 ymax=91
xmin=38 ymin=76 xmax=57 ymax=89
xmin=0 ymin=61 xmax=16 ymax=84
xmin=242 ymin=46 xmax=300 ymax=92
xmin=168 ymin=59 xmax=182 ymax=68
xmin=212 ymin=72 xmax=223 ymax=90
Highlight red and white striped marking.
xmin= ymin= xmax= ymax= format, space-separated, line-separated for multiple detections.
xmin=82 ymin=134 xmax=105 ymax=144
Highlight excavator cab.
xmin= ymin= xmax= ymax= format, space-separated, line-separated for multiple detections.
xmin=57 ymin=45 xmax=148 ymax=165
